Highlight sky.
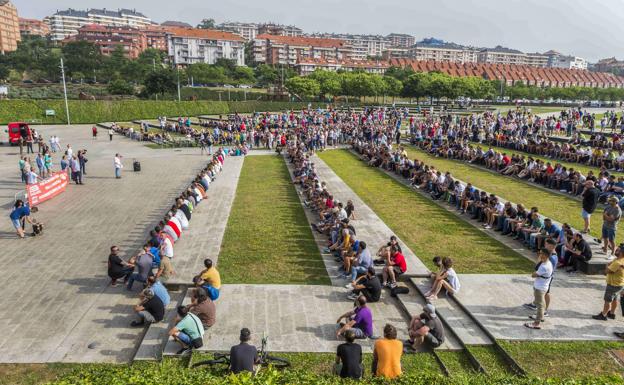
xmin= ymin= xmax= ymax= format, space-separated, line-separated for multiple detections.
xmin=13 ymin=0 xmax=624 ymax=62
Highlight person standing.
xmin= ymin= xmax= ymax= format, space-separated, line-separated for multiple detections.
xmin=92 ymin=125 xmax=98 ymax=139
xmin=109 ymin=128 xmax=114 ymax=141
xmin=78 ymin=149 xmax=88 ymax=176
xmin=70 ymin=155 xmax=82 ymax=184
xmin=602 ymin=196 xmax=622 ymax=258
xmin=581 ymin=180 xmax=600 ymax=234
xmin=114 ymin=154 xmax=123 ymax=179
xmin=592 ymin=244 xmax=624 ymax=321
xmin=524 ymin=248 xmax=553 ymax=330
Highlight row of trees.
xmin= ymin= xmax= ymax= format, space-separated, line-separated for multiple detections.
xmin=286 ymin=68 xmax=624 ymax=102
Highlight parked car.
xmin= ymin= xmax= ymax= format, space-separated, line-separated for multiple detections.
xmin=222 ymin=84 xmax=235 ymax=88
xmin=238 ymin=84 xmax=252 ymax=89
xmin=6 ymin=122 xmax=31 ymax=146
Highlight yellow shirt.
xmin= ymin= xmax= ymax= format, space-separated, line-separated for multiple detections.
xmin=606 ymin=258 xmax=624 ymax=287
xmin=374 ymin=338 xmax=402 ymax=379
xmin=200 ymin=267 xmax=221 ymax=289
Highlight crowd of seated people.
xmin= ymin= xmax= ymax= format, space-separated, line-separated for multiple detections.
xmin=352 ymin=140 xmax=596 ymax=273
xmin=107 ymin=150 xmax=226 ymax=354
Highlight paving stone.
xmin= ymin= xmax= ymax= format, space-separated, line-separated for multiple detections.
xmin=162 ymin=284 xmax=409 ymax=355
xmin=0 ymin=125 xmax=221 ymax=363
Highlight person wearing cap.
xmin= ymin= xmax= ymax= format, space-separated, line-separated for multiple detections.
xmin=336 ymin=295 xmax=374 ymax=339
xmin=229 ymin=328 xmax=259 ymax=374
xmin=602 ymin=196 xmax=622 ymax=258
xmin=131 ymin=288 xmax=164 ymax=327
xmin=406 ymin=304 xmax=445 ymax=350
xmin=592 ymin=245 xmax=624 ymax=321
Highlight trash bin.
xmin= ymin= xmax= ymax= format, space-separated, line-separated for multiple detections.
xmin=133 ymin=159 xmax=141 ymax=172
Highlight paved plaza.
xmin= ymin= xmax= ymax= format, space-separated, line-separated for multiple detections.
xmin=0 ymin=125 xmax=213 ymax=363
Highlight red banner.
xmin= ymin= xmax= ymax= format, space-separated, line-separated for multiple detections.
xmin=26 ymin=171 xmax=69 ymax=207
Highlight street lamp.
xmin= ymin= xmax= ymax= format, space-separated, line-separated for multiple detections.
xmin=60 ymin=58 xmax=70 ymax=125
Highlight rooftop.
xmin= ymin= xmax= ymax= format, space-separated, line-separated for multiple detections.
xmin=166 ymin=27 xmax=245 ymax=41
xmin=54 ymin=8 xmax=149 ymax=19
xmin=482 ymin=45 xmax=524 ymax=54
xmin=255 ymin=33 xmax=346 ymax=48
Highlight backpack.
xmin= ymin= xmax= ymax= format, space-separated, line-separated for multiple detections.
xmin=390 ymin=286 xmax=409 ymax=297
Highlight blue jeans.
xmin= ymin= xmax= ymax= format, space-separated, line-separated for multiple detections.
xmin=115 ymin=168 xmax=121 ymax=178
xmin=350 ymin=266 xmax=368 ymax=281
xmin=126 ymin=273 xmax=146 ymax=290
xmin=177 ymin=331 xmax=192 ymax=346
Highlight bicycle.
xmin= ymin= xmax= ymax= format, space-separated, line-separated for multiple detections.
xmin=192 ymin=334 xmax=290 ymax=370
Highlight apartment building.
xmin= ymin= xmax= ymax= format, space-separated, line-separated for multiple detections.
xmin=386 ymin=33 xmax=415 ymax=48
xmin=45 ymin=8 xmax=152 ymax=41
xmin=310 ymin=33 xmax=389 ymax=59
xmin=257 ymin=23 xmax=302 ymax=37
xmin=19 ymin=17 xmax=50 ymax=37
xmin=0 ymin=1 xmax=20 ymax=52
xmin=477 ymin=46 xmax=548 ymax=67
xmin=71 ymin=24 xmax=147 ymax=58
xmin=544 ymin=50 xmax=588 ymax=70
xmin=408 ymin=41 xmax=478 ymax=64
xmin=217 ymin=21 xmax=258 ymax=41
xmin=381 ymin=47 xmax=410 ymax=60
xmin=167 ymin=27 xmax=245 ymax=66
xmin=594 ymin=57 xmax=624 ymax=74
xmin=295 ymin=57 xmax=389 ymax=76
xmin=253 ymin=34 xmax=351 ymax=65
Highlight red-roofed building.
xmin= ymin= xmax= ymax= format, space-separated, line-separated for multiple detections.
xmin=166 ymin=27 xmax=245 ymax=66
xmin=253 ymin=34 xmax=353 ymax=65
xmin=70 ymin=24 xmax=147 ymax=59
xmin=388 ymin=58 xmax=624 ymax=88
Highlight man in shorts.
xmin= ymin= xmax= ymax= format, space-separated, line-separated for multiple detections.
xmin=602 ymin=196 xmax=622 ymax=258
xmin=406 ymin=304 xmax=445 ymax=350
xmin=336 ymin=296 xmax=373 ymax=339
xmin=9 ymin=200 xmax=38 ymax=238
xmin=592 ymin=244 xmax=624 ymax=321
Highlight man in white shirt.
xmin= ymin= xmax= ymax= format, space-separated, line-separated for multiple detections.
xmin=525 ymin=248 xmax=553 ymax=330
xmin=114 ymin=154 xmax=123 ymax=179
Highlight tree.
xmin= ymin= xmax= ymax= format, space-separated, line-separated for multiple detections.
xmin=403 ymin=72 xmax=432 ymax=100
xmin=143 ymin=69 xmax=177 ymax=96
xmin=232 ymin=66 xmax=255 ymax=84
xmin=382 ymin=76 xmax=403 ymax=99
xmin=61 ymin=41 xmax=102 ymax=77
xmin=197 ymin=18 xmax=216 ymax=29
xmin=309 ymin=70 xmax=342 ymax=98
xmin=285 ymin=76 xmax=320 ymax=99
xmin=108 ymin=78 xmax=134 ymax=95
xmin=254 ymin=64 xmax=278 ymax=86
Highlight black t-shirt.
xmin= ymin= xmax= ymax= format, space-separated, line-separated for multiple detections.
xmin=582 ymin=187 xmax=600 ymax=213
xmin=143 ymin=296 xmax=165 ymax=322
xmin=108 ymin=253 xmax=125 ymax=278
xmin=179 ymin=204 xmax=191 ymax=220
xmin=363 ymin=276 xmax=382 ymax=302
xmin=336 ymin=342 xmax=362 ymax=379
xmin=229 ymin=343 xmax=258 ymax=374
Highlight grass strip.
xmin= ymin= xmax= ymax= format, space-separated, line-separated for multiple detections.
xmin=468 ymin=345 xmax=511 ymax=376
xmin=499 ymin=340 xmax=624 ymax=379
xmin=436 ymin=350 xmax=475 ymax=376
xmin=318 ymin=150 xmax=532 ymax=274
xmin=404 ymin=146 xmax=620 ymax=243
xmin=218 ymin=155 xmax=329 ymax=284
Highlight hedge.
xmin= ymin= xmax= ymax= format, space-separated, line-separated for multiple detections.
xmin=0 ymin=100 xmax=339 ymax=125
xmin=48 ymin=364 xmax=624 ymax=385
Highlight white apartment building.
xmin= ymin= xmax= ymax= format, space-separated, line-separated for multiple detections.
xmin=477 ymin=46 xmax=548 ymax=67
xmin=545 ymin=50 xmax=588 ymax=70
xmin=309 ymin=33 xmax=389 ymax=60
xmin=386 ymin=33 xmax=415 ymax=48
xmin=217 ymin=21 xmax=258 ymax=41
xmin=167 ymin=28 xmax=245 ymax=66
xmin=45 ymin=8 xmax=152 ymax=41
xmin=408 ymin=42 xmax=478 ymax=63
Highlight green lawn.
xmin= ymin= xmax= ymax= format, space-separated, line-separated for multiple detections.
xmin=404 ymin=146 xmax=619 ymax=243
xmin=493 ymin=105 xmax=563 ymax=115
xmin=500 ymin=340 xmax=624 ymax=379
xmin=318 ymin=150 xmax=532 ymax=274
xmin=470 ymin=141 xmax=624 ymax=178
xmin=218 ymin=155 xmax=329 ymax=284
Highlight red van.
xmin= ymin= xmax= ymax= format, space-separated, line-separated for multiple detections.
xmin=6 ymin=122 xmax=31 ymax=145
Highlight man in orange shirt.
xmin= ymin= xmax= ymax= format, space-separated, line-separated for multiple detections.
xmin=372 ymin=324 xmax=402 ymax=379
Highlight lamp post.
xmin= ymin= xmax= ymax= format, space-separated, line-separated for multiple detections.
xmin=60 ymin=58 xmax=70 ymax=125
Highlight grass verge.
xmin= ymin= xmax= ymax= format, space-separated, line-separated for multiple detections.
xmin=404 ymin=146 xmax=621 ymax=243
xmin=218 ymin=155 xmax=329 ymax=284
xmin=318 ymin=150 xmax=532 ymax=274
xmin=500 ymin=340 xmax=624 ymax=379
xmin=468 ymin=345 xmax=510 ymax=376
